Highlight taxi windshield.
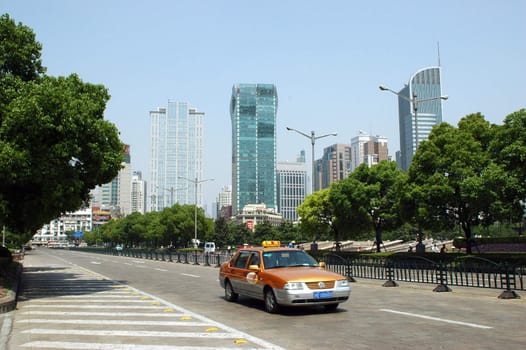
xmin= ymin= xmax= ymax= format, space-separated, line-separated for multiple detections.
xmin=262 ymin=250 xmax=319 ymax=269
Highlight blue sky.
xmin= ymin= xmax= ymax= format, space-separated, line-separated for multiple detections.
xmin=4 ymin=0 xmax=526 ymax=211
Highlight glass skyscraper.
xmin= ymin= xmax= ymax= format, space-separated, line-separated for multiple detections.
xmin=149 ymin=101 xmax=204 ymax=211
xmin=398 ymin=67 xmax=444 ymax=171
xmin=230 ymin=84 xmax=278 ymax=214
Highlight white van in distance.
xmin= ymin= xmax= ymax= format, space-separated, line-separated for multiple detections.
xmin=204 ymin=242 xmax=216 ymax=254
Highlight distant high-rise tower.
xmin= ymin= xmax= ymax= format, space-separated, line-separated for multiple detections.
xmin=149 ymin=101 xmax=204 ymax=211
xmin=91 ymin=144 xmax=132 ymax=217
xmin=398 ymin=67 xmax=445 ymax=171
xmin=277 ymin=156 xmax=308 ymax=222
xmin=315 ymin=144 xmax=351 ymax=190
xmin=131 ymin=171 xmax=147 ymax=214
xmin=350 ymin=131 xmax=389 ymax=172
xmin=230 ymin=84 xmax=278 ymax=214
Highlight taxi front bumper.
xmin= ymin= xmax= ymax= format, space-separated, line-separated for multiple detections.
xmin=274 ymin=286 xmax=350 ymax=306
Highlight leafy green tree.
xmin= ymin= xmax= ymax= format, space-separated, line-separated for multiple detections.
xmin=0 ymin=14 xmax=45 ymax=81
xmin=339 ymin=161 xmax=406 ymax=252
xmin=121 ymin=212 xmax=146 ymax=247
xmin=408 ymin=113 xmax=519 ymax=253
xmin=213 ymin=216 xmax=231 ymax=248
xmin=0 ymin=14 xmax=123 ymax=242
xmin=228 ymin=222 xmax=253 ymax=246
xmin=490 ymin=109 xmax=526 ymax=222
xmin=254 ymin=222 xmax=275 ymax=242
xmin=297 ymin=188 xmax=334 ymax=243
xmin=274 ymin=221 xmax=302 ymax=244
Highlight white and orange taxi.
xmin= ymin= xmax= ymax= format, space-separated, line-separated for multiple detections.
xmin=219 ymin=241 xmax=350 ymax=313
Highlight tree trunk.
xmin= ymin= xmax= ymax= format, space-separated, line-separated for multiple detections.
xmin=375 ymin=226 xmax=382 ymax=252
xmin=463 ymin=222 xmax=472 ymax=254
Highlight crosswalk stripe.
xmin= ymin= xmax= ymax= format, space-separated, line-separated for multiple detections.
xmin=24 ymin=329 xmax=241 ymax=338
xmin=20 ymin=311 xmax=187 ymax=317
xmin=21 ymin=342 xmax=263 ymax=350
xmin=21 ymin=304 xmax=169 ymax=309
xmin=18 ymin=319 xmax=209 ymax=326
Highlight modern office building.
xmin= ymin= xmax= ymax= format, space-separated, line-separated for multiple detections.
xmin=398 ymin=66 xmax=445 ymax=171
xmin=149 ymin=101 xmax=204 ymax=211
xmin=230 ymin=84 xmax=278 ymax=214
xmin=131 ymin=171 xmax=147 ymax=214
xmin=277 ymin=156 xmax=308 ymax=222
xmin=315 ymin=144 xmax=351 ymax=190
xmin=90 ymin=144 xmax=132 ymax=217
xmin=216 ymin=186 xmax=232 ymax=213
xmin=350 ymin=131 xmax=389 ymax=172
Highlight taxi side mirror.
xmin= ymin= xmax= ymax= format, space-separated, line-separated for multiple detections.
xmin=318 ymin=261 xmax=326 ymax=269
xmin=248 ymin=264 xmax=260 ymax=271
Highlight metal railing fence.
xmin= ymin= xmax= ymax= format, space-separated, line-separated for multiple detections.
xmin=69 ymin=247 xmax=524 ymax=292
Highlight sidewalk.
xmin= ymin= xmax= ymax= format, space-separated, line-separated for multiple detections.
xmin=0 ymin=256 xmax=23 ymax=350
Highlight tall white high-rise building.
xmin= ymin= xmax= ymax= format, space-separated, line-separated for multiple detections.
xmin=277 ymin=153 xmax=308 ymax=222
xmin=149 ymin=101 xmax=204 ymax=211
xmin=131 ymin=171 xmax=147 ymax=214
xmin=216 ymin=186 xmax=232 ymax=212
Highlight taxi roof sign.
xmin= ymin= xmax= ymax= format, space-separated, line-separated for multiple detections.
xmin=262 ymin=240 xmax=280 ymax=248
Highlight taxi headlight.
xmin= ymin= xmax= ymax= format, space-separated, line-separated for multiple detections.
xmin=336 ymin=279 xmax=349 ymax=288
xmin=284 ymin=282 xmax=303 ymax=290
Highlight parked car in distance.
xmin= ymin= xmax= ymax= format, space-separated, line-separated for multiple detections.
xmin=219 ymin=241 xmax=350 ymax=313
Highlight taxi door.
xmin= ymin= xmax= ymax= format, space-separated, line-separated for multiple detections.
xmin=228 ymin=250 xmax=252 ymax=295
xmin=244 ymin=252 xmax=264 ymax=299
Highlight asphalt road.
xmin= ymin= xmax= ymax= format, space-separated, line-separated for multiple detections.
xmin=5 ymin=248 xmax=526 ymax=349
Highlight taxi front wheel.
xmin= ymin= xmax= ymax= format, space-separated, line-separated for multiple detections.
xmin=264 ymin=289 xmax=280 ymax=314
xmin=224 ymin=280 xmax=238 ymax=302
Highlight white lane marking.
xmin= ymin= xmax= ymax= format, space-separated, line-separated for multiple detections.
xmin=24 ymin=329 xmax=242 ymax=339
xmin=380 ymin=309 xmax=493 ymax=329
xmin=90 ymin=261 xmax=101 ymax=265
xmin=21 ymin=342 xmax=259 ymax=350
xmin=181 ymin=273 xmax=200 ymax=278
xmin=154 ymin=268 xmax=168 ymax=272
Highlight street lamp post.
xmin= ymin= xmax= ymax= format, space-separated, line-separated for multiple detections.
xmin=178 ymin=176 xmax=214 ymax=248
xmin=157 ymin=186 xmax=187 ymax=209
xmin=286 ymin=127 xmax=337 ymax=194
xmin=379 ymin=85 xmax=448 ymax=149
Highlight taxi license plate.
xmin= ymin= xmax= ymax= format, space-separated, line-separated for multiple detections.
xmin=313 ymin=291 xmax=333 ymax=299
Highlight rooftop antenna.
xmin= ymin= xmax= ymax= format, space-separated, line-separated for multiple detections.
xmin=437 ymin=41 xmax=441 ymax=67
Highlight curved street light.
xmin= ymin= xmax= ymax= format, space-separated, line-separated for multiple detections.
xmin=379 ymin=85 xmax=448 ymax=149
xmin=156 ymin=186 xmax=187 ymax=208
xmin=286 ymin=127 xmax=337 ymax=194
